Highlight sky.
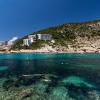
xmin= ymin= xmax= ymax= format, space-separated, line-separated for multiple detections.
xmin=0 ymin=0 xmax=100 ymax=41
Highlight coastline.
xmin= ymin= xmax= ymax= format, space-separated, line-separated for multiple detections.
xmin=0 ymin=49 xmax=99 ymax=54
xmin=1 ymin=44 xmax=100 ymax=54
xmin=6 ymin=36 xmax=100 ymax=54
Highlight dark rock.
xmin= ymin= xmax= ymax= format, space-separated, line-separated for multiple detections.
xmin=86 ymin=90 xmax=100 ymax=100
xmin=66 ymin=83 xmax=93 ymax=100
xmin=18 ymin=74 xmax=58 ymax=86
xmin=3 ymin=79 xmax=15 ymax=90
xmin=17 ymin=74 xmax=40 ymax=86
xmin=19 ymin=89 xmax=33 ymax=100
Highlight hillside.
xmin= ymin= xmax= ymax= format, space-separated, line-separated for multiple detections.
xmin=11 ymin=20 xmax=100 ymax=53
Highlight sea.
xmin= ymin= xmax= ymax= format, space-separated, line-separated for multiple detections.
xmin=0 ymin=53 xmax=100 ymax=100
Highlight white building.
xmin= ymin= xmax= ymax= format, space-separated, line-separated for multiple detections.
xmin=28 ymin=35 xmax=36 ymax=43
xmin=23 ymin=39 xmax=30 ymax=46
xmin=42 ymin=34 xmax=52 ymax=41
xmin=23 ymin=34 xmax=52 ymax=46
xmin=37 ymin=34 xmax=42 ymax=40
xmin=37 ymin=34 xmax=52 ymax=41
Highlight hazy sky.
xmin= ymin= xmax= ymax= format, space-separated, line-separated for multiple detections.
xmin=0 ymin=0 xmax=100 ymax=41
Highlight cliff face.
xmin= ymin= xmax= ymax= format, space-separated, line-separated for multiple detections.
xmin=11 ymin=20 xmax=100 ymax=52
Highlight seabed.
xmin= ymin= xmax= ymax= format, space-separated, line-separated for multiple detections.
xmin=0 ymin=53 xmax=100 ymax=100
xmin=0 ymin=74 xmax=99 ymax=100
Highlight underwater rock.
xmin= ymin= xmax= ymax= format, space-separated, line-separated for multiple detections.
xmin=33 ymin=82 xmax=48 ymax=93
xmin=40 ymin=74 xmax=59 ymax=93
xmin=45 ymin=79 xmax=59 ymax=94
xmin=2 ymin=79 xmax=15 ymax=90
xmin=86 ymin=90 xmax=100 ymax=100
xmin=18 ymin=74 xmax=58 ymax=86
xmin=58 ymin=76 xmax=97 ymax=100
xmin=2 ymin=74 xmax=59 ymax=93
xmin=41 ymin=76 xmax=52 ymax=83
xmin=66 ymin=83 xmax=90 ymax=100
xmin=61 ymin=76 xmax=95 ymax=88
xmin=21 ymin=74 xmax=43 ymax=79
xmin=17 ymin=74 xmax=48 ymax=86
xmin=19 ymin=88 xmax=33 ymax=100
xmin=30 ymin=89 xmax=48 ymax=100
xmin=40 ymin=74 xmax=58 ymax=83
xmin=18 ymin=75 xmax=36 ymax=86
xmin=48 ymin=86 xmax=68 ymax=100
xmin=2 ymin=77 xmax=22 ymax=90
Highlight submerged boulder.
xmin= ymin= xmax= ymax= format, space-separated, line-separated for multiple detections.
xmin=66 ymin=83 xmax=90 ymax=99
xmin=18 ymin=75 xmax=36 ymax=86
xmin=3 ymin=79 xmax=15 ymax=90
xmin=40 ymin=74 xmax=58 ymax=83
xmin=86 ymin=90 xmax=100 ymax=100
xmin=59 ymin=76 xmax=97 ymax=100
xmin=33 ymin=82 xmax=48 ymax=93
xmin=49 ymin=86 xmax=68 ymax=100
xmin=61 ymin=76 xmax=95 ymax=88
xmin=19 ymin=88 xmax=33 ymax=100
xmin=2 ymin=77 xmax=21 ymax=90
xmin=18 ymin=74 xmax=58 ymax=86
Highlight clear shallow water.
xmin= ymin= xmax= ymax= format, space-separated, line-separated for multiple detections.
xmin=0 ymin=53 xmax=100 ymax=100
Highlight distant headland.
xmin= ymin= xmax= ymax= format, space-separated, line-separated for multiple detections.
xmin=1 ymin=20 xmax=100 ymax=53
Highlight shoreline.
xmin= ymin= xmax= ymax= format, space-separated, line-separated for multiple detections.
xmin=1 ymin=46 xmax=100 ymax=54
xmin=0 ymin=50 xmax=100 ymax=54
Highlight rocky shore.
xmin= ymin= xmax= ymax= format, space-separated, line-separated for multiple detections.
xmin=0 ymin=36 xmax=100 ymax=54
xmin=8 ymin=36 xmax=100 ymax=54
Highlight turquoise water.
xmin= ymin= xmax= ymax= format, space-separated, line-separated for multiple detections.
xmin=1 ymin=53 xmax=100 ymax=60
xmin=0 ymin=53 xmax=100 ymax=100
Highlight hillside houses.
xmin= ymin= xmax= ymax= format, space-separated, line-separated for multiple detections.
xmin=28 ymin=35 xmax=37 ymax=43
xmin=23 ymin=34 xmax=52 ymax=46
xmin=23 ymin=39 xmax=30 ymax=46
xmin=37 ymin=34 xmax=52 ymax=41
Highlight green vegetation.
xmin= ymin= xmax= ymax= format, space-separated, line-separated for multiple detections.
xmin=11 ymin=20 xmax=100 ymax=50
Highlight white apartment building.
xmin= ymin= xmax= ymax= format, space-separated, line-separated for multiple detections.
xmin=37 ymin=34 xmax=42 ymax=40
xmin=23 ymin=39 xmax=30 ymax=46
xmin=37 ymin=34 xmax=52 ymax=41
xmin=23 ymin=34 xmax=52 ymax=46
xmin=41 ymin=34 xmax=52 ymax=41
xmin=28 ymin=35 xmax=36 ymax=43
